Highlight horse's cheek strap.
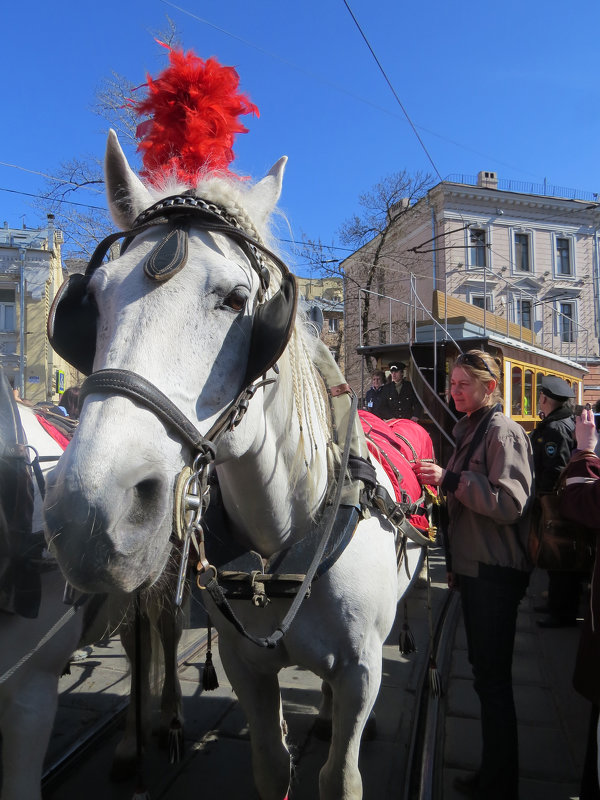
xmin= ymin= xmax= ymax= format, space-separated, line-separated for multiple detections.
xmin=80 ymin=369 xmax=208 ymax=453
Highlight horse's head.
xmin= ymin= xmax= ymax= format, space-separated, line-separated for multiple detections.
xmin=44 ymin=130 xmax=296 ymax=593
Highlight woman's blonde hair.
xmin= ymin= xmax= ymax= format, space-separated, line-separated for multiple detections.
xmin=454 ymin=349 xmax=503 ymax=405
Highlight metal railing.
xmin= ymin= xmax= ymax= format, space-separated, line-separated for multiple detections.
xmin=444 ymin=174 xmax=599 ymax=203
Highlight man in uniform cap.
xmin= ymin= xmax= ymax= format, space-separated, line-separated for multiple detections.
xmin=378 ymin=362 xmax=421 ymax=421
xmin=530 ymin=374 xmax=579 ymax=628
xmin=539 ymin=375 xmax=575 ymax=403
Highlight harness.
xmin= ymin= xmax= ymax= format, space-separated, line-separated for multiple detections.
xmin=48 ymin=193 xmax=430 ymax=648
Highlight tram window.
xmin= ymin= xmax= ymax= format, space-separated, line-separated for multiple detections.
xmin=512 ymin=367 xmax=523 ymax=415
xmin=524 ymin=370 xmax=533 ymax=416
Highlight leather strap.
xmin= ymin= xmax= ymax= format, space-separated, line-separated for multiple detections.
xmin=330 ymin=383 xmax=351 ymax=397
xmin=80 ymin=370 xmax=213 ymax=456
xmin=200 ymin=392 xmax=361 ymax=648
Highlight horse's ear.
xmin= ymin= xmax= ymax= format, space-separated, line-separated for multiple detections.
xmin=247 ymin=157 xmax=287 ymax=227
xmin=104 ymin=129 xmax=152 ymax=229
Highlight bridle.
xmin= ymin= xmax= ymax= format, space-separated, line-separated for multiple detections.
xmin=49 ymin=193 xmax=298 ymax=457
xmin=48 ymin=194 xmax=299 ymax=607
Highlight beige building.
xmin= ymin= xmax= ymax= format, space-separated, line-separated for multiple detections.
xmin=0 ymin=217 xmax=80 ymax=403
xmin=342 ymin=171 xmax=600 ymax=402
xmin=296 ymin=276 xmax=344 ymax=370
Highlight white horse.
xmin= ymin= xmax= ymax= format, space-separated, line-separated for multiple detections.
xmin=0 ymin=401 xmax=185 ymax=800
xmin=44 ymin=130 xmax=428 ymax=800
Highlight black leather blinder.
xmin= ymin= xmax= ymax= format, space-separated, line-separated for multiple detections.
xmin=243 ymin=272 xmax=298 ymax=387
xmin=47 ymin=195 xmax=298 ymax=386
xmin=47 ymin=273 xmax=98 ymax=377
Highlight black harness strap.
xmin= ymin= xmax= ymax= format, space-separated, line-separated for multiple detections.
xmin=200 ymin=392 xmax=360 ymax=648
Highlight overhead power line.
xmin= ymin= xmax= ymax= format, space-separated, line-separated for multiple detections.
xmin=341 ymin=0 xmax=443 ymax=182
xmin=0 ymin=161 xmax=104 ymax=193
xmin=0 ymin=186 xmax=109 ymax=212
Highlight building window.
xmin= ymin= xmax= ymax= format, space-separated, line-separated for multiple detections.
xmin=0 ymin=289 xmax=16 ymax=332
xmin=556 ymin=237 xmax=572 ymax=276
xmin=471 ymin=294 xmax=493 ymax=311
xmin=514 ymin=233 xmax=530 ymax=271
xmin=329 ymin=317 xmax=339 ymax=333
xmin=469 ymin=228 xmax=487 ymax=268
xmin=517 ymin=298 xmax=532 ymax=329
xmin=557 ymin=301 xmax=575 ymax=342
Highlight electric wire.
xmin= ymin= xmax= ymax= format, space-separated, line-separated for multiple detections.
xmin=0 ymin=186 xmax=109 ymax=213
xmin=0 ymin=161 xmax=103 ymax=193
xmin=341 ymin=0 xmax=443 ymax=183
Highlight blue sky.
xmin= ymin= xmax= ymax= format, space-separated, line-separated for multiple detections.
xmin=3 ymin=1 xmax=600 ymax=274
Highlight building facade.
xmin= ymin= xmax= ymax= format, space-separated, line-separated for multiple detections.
xmin=296 ymin=276 xmax=344 ymax=370
xmin=343 ymin=171 xmax=600 ymax=402
xmin=0 ymin=217 xmax=79 ymax=403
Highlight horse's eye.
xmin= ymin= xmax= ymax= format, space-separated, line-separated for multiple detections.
xmin=222 ymin=290 xmax=247 ymax=312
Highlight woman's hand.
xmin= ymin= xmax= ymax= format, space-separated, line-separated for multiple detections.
xmin=416 ymin=460 xmax=445 ymax=486
xmin=576 ymin=406 xmax=598 ymax=453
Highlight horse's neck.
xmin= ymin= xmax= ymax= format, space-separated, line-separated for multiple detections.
xmin=217 ymin=341 xmax=331 ymax=556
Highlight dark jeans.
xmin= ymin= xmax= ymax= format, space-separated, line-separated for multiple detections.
xmin=458 ymin=567 xmax=529 ymax=800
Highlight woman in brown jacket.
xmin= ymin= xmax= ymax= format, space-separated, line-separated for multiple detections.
xmin=418 ymin=350 xmax=533 ymax=800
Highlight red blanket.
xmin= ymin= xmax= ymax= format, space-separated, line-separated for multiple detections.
xmin=359 ymin=410 xmax=435 ymax=531
xmin=34 ymin=413 xmax=70 ymax=450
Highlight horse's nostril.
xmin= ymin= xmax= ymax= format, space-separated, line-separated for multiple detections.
xmin=134 ymin=478 xmax=160 ymax=505
xmin=128 ymin=478 xmax=164 ymax=526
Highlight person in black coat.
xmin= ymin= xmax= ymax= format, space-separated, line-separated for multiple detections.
xmin=530 ymin=375 xmax=578 ymax=628
xmin=364 ymin=369 xmax=386 ymax=418
xmin=378 ymin=363 xmax=421 ymax=421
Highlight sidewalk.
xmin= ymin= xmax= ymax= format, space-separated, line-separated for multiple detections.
xmin=442 ymin=567 xmax=590 ymax=800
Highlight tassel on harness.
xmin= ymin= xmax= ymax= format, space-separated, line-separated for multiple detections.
xmin=202 ymin=617 xmax=219 ymax=691
xmin=398 ymin=600 xmax=417 ymax=655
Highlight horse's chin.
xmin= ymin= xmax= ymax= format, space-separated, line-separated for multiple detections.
xmin=47 ymin=522 xmax=173 ymax=596
xmin=60 ymin=558 xmax=166 ymax=596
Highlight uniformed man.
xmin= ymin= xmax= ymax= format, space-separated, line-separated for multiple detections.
xmin=531 ymin=375 xmax=576 ymax=492
xmin=530 ymin=375 xmax=578 ymax=628
xmin=378 ymin=363 xmax=421 ymax=421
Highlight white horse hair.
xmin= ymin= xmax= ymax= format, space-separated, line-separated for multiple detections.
xmin=0 ymin=403 xmax=185 ymax=800
xmin=44 ymin=130 xmax=426 ymax=800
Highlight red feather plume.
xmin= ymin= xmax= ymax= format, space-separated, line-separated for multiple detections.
xmin=133 ymin=46 xmax=259 ymax=185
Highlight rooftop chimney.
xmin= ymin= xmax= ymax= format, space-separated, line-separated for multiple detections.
xmin=477 ymin=170 xmax=498 ymax=189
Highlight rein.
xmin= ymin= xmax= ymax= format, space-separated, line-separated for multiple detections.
xmin=197 ymin=392 xmax=359 ymax=649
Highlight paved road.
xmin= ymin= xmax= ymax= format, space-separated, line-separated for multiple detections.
xmin=43 ymin=552 xmax=449 ymax=800
xmin=441 ymin=567 xmax=589 ymax=800
xmin=42 ymin=554 xmax=590 ymax=800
